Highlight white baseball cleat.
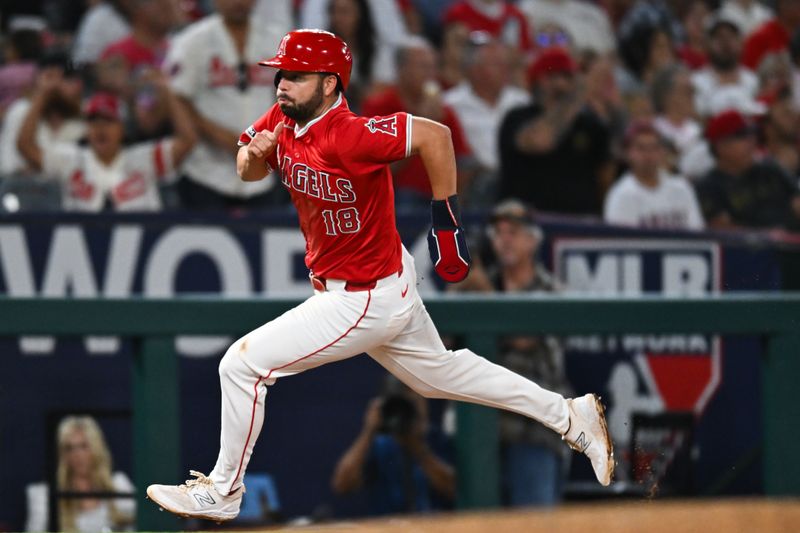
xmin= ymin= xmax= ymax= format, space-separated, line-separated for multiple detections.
xmin=146 ymin=470 xmax=243 ymax=521
xmin=563 ymin=393 xmax=615 ymax=486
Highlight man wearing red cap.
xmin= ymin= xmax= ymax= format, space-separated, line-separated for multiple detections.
xmin=499 ymin=47 xmax=614 ymax=215
xmin=146 ymin=29 xmax=614 ymax=521
xmin=16 ymin=70 xmax=196 ymax=211
xmin=695 ymin=108 xmax=800 ymax=229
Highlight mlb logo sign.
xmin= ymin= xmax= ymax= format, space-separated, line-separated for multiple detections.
xmin=552 ymin=239 xmax=722 ymax=457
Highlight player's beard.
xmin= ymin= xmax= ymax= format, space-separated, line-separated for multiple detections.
xmin=279 ymin=79 xmax=325 ymax=124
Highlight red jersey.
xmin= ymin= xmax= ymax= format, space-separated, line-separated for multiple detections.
xmin=361 ymin=87 xmax=471 ymax=196
xmin=741 ymin=19 xmax=789 ymax=70
xmin=240 ymin=94 xmax=408 ymax=283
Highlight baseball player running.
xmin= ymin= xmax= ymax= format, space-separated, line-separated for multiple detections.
xmin=147 ymin=30 xmax=613 ymax=521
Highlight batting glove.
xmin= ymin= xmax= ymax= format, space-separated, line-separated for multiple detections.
xmin=427 ymin=194 xmax=471 ymax=283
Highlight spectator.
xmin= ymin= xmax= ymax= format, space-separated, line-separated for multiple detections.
xmin=328 ymin=0 xmax=395 ymax=110
xmin=0 ymin=25 xmax=43 ymax=117
xmin=741 ymin=0 xmax=800 ymax=70
xmin=98 ymin=0 xmax=177 ymax=70
xmin=71 ymin=0 xmax=131 ymax=66
xmin=163 ymin=0 xmax=288 ymax=209
xmin=0 ymin=21 xmax=44 ymax=116
xmin=17 ymin=70 xmax=196 ymax=211
xmin=443 ymin=33 xmax=529 ymax=205
xmin=439 ymin=19 xmax=471 ymax=89
xmin=718 ymin=0 xmax=774 ymax=37
xmin=442 ymin=0 xmax=533 ymax=53
xmin=499 ymin=47 xmax=614 ymax=215
xmin=652 ymin=64 xmax=702 ymax=165
xmin=0 ymin=52 xmax=85 ymax=175
xmin=676 ymin=0 xmax=710 ymax=70
xmin=696 ymin=109 xmax=800 ymax=229
xmin=518 ymin=0 xmax=615 ymax=56
xmin=25 ymin=416 xmax=135 ymax=532
xmin=604 ymin=120 xmax=705 ymax=229
xmin=331 ymin=381 xmax=455 ymax=515
xmin=692 ymin=15 xmax=760 ymax=117
xmin=361 ymin=37 xmax=474 ymax=206
xmin=301 ymin=0 xmax=409 ymax=48
xmin=480 ymin=199 xmax=572 ymax=506
xmin=618 ymin=18 xmax=676 ymax=92
xmin=759 ymin=84 xmax=800 ymax=176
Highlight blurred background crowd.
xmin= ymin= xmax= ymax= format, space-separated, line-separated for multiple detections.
xmin=0 ymin=0 xmax=799 ymax=229
xmin=2 ymin=0 xmax=799 ymax=531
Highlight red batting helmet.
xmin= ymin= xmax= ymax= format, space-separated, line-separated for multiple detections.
xmin=259 ymin=29 xmax=353 ymax=90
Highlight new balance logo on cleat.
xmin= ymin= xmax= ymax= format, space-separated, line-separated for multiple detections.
xmin=574 ymin=431 xmax=591 ymax=452
xmin=194 ymin=491 xmax=216 ymax=506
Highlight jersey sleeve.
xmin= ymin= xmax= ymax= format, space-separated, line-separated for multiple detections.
xmin=335 ymin=112 xmax=412 ymax=174
xmin=125 ymin=140 xmax=177 ymax=184
xmin=238 ymin=104 xmax=284 ymax=171
xmin=42 ymin=143 xmax=81 ymax=182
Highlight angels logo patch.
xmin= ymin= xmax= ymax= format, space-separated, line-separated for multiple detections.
xmin=365 ymin=116 xmax=398 ymax=137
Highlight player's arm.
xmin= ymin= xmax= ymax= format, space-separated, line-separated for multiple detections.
xmin=236 ymin=122 xmax=284 ymax=182
xmin=410 ymin=116 xmax=471 ymax=283
xmin=409 ymin=116 xmax=457 ymax=200
xmin=17 ymin=69 xmax=62 ymax=171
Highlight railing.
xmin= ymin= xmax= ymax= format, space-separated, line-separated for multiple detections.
xmin=2 ymin=294 xmax=798 ymax=529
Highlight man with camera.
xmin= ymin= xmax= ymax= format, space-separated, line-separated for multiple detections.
xmin=331 ymin=385 xmax=455 ymax=515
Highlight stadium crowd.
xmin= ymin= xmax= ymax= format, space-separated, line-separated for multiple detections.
xmin=3 ymin=0 xmax=800 ymax=529
xmin=0 ymin=0 xmax=799 ymax=229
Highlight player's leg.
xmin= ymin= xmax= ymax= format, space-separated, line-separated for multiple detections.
xmin=147 ymin=288 xmax=396 ymax=519
xmin=367 ymin=294 xmax=613 ymax=485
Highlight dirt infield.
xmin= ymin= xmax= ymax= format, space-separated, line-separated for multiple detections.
xmin=255 ymin=499 xmax=800 ymax=533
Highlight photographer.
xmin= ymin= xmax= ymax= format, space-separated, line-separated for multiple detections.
xmin=331 ymin=385 xmax=455 ymax=515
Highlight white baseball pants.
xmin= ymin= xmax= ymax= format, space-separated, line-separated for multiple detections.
xmin=209 ymin=247 xmax=569 ymax=494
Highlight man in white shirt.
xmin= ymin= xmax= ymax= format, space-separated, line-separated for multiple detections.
xmin=604 ymin=120 xmax=705 ymax=230
xmin=692 ymin=15 xmax=760 ymax=117
xmin=164 ymin=0 xmax=288 ymax=209
xmin=443 ymin=33 xmax=529 ymax=204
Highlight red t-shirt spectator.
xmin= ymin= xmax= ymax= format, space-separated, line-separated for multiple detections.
xmin=362 ymin=88 xmax=472 ymax=196
xmin=741 ymin=19 xmax=789 ymax=70
xmin=676 ymin=45 xmax=707 ymax=70
xmin=443 ymin=1 xmax=533 ymax=52
xmin=100 ymin=36 xmax=168 ymax=71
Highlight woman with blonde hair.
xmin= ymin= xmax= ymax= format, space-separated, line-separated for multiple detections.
xmin=26 ymin=416 xmax=135 ymax=532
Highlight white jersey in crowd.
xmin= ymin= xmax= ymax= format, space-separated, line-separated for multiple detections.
xmin=443 ymin=82 xmax=529 ymax=172
xmin=603 ymin=170 xmax=705 ymax=230
xmin=164 ymin=14 xmax=287 ymax=198
xmin=42 ymin=140 xmax=175 ymax=211
xmin=691 ymin=66 xmax=760 ymax=117
xmin=0 ymin=98 xmax=86 ymax=175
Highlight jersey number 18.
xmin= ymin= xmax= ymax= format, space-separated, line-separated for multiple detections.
xmin=322 ymin=207 xmax=361 ymax=235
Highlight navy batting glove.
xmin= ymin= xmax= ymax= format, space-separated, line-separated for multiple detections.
xmin=428 ymin=195 xmax=471 ymax=283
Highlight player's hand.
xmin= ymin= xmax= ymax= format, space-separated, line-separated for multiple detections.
xmin=247 ymin=122 xmax=284 ymax=160
xmin=427 ymin=195 xmax=471 ymax=283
